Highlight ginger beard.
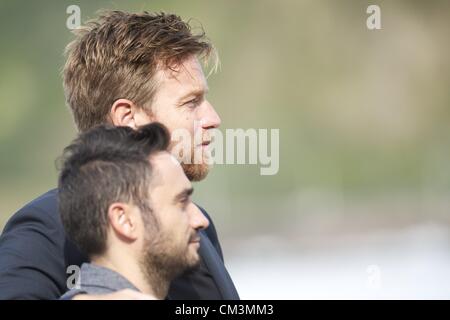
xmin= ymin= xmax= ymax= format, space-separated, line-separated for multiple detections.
xmin=170 ymin=131 xmax=212 ymax=182
xmin=181 ymin=159 xmax=210 ymax=182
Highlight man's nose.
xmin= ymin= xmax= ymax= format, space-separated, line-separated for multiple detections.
xmin=189 ymin=204 xmax=210 ymax=231
xmin=199 ymin=100 xmax=221 ymax=129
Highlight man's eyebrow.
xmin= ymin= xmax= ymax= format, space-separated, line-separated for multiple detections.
xmin=174 ymin=187 xmax=194 ymax=203
xmin=178 ymin=87 xmax=209 ymax=102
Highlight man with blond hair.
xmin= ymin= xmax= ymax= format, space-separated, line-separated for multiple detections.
xmin=0 ymin=11 xmax=239 ymax=300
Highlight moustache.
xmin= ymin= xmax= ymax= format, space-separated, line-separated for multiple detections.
xmin=189 ymin=232 xmax=201 ymax=243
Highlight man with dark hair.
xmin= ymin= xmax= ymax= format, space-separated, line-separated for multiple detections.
xmin=0 ymin=11 xmax=239 ymax=300
xmin=58 ymin=123 xmax=209 ymax=299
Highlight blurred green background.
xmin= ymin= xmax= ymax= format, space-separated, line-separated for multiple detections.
xmin=1 ymin=0 xmax=450 ymax=275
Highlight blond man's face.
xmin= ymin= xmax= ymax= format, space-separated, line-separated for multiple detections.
xmin=143 ymin=55 xmax=222 ymax=181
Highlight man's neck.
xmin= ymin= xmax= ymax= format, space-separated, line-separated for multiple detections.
xmin=90 ymin=254 xmax=169 ymax=299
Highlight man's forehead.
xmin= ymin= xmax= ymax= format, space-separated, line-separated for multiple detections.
xmin=150 ymin=152 xmax=181 ymax=170
xmin=157 ymin=57 xmax=208 ymax=91
xmin=149 ymin=152 xmax=189 ymax=186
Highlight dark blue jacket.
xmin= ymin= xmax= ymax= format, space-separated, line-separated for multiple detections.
xmin=0 ymin=189 xmax=239 ymax=300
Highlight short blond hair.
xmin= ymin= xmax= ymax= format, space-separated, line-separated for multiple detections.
xmin=63 ymin=11 xmax=216 ymax=132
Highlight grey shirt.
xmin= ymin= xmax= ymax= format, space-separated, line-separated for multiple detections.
xmin=60 ymin=263 xmax=139 ymax=300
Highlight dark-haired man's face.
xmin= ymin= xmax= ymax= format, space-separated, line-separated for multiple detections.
xmin=138 ymin=152 xmax=210 ymax=282
xmin=140 ymin=56 xmax=221 ymax=181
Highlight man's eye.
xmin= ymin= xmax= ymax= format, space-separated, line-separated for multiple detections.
xmin=180 ymin=198 xmax=189 ymax=208
xmin=184 ymin=97 xmax=200 ymax=107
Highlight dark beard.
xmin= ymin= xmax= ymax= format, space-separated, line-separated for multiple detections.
xmin=139 ymin=230 xmax=199 ymax=299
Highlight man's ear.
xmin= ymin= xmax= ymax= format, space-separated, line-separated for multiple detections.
xmin=110 ymin=99 xmax=152 ymax=129
xmin=107 ymin=202 xmax=139 ymax=242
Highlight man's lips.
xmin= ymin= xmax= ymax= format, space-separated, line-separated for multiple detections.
xmin=196 ymin=141 xmax=211 ymax=151
xmin=199 ymin=140 xmax=211 ymax=147
xmin=189 ymin=234 xmax=201 ymax=244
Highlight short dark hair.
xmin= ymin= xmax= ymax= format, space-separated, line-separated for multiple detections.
xmin=63 ymin=10 xmax=217 ymax=132
xmin=58 ymin=122 xmax=170 ymax=256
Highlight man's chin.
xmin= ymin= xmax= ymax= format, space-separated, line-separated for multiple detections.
xmin=181 ymin=163 xmax=210 ymax=181
xmin=186 ymin=251 xmax=201 ymax=269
